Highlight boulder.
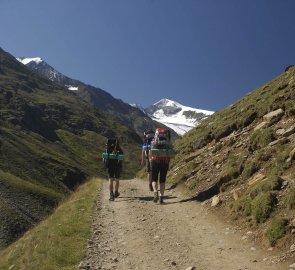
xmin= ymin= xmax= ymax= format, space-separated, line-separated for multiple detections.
xmin=275 ymin=128 xmax=285 ymax=136
xmin=231 ymin=189 xmax=241 ymax=201
xmin=283 ymin=125 xmax=295 ymax=137
xmin=254 ymin=121 xmax=268 ymax=131
xmin=248 ymin=173 xmax=266 ymax=186
xmin=211 ymin=195 xmax=221 ymax=207
xmin=263 ymin=109 xmax=284 ymax=123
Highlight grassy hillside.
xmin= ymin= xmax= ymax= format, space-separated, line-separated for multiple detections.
xmin=169 ymin=66 xmax=295 ymax=249
xmin=0 ymin=178 xmax=99 ymax=270
xmin=0 ymin=48 xmax=142 ymax=248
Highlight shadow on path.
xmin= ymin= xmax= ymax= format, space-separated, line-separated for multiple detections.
xmin=114 ymin=195 xmax=198 ymax=205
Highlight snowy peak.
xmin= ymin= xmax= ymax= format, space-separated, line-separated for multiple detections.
xmin=152 ymin=98 xmax=214 ymax=116
xmin=154 ymin=98 xmax=179 ymax=107
xmin=145 ymin=99 xmax=214 ymax=135
xmin=17 ymin=57 xmax=43 ymax=65
xmin=16 ymin=57 xmax=78 ymax=91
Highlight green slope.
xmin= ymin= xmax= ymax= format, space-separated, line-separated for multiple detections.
xmin=169 ymin=65 xmax=295 ymax=247
xmin=0 ymin=178 xmax=99 ymax=270
xmin=0 ymin=48 xmax=141 ymax=248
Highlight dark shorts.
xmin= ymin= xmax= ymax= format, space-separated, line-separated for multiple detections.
xmin=151 ymin=160 xmax=169 ymax=183
xmin=145 ymin=158 xmax=151 ymax=172
xmin=107 ymin=160 xmax=122 ymax=179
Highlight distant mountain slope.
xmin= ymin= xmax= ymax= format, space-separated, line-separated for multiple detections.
xmin=16 ymin=57 xmax=179 ymax=140
xmin=145 ymin=98 xmax=214 ymax=135
xmin=17 ymin=57 xmax=75 ymax=87
xmin=0 ymin=48 xmax=142 ymax=248
xmin=169 ymin=66 xmax=295 ymax=252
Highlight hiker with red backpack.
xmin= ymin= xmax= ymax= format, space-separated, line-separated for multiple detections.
xmin=102 ymin=138 xmax=124 ymax=201
xmin=149 ymin=128 xmax=175 ymax=204
xmin=141 ymin=128 xmax=155 ymax=191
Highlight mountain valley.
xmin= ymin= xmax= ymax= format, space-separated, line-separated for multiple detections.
xmin=0 ymin=48 xmax=294 ymax=268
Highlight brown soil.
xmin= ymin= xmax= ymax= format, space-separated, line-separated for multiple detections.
xmin=80 ymin=178 xmax=292 ymax=270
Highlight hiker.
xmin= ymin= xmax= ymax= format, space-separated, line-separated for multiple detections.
xmin=103 ymin=138 xmax=124 ymax=201
xmin=149 ymin=128 xmax=174 ymax=204
xmin=141 ymin=128 xmax=155 ymax=191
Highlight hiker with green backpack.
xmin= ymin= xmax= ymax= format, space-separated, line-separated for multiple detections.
xmin=141 ymin=128 xmax=155 ymax=191
xmin=149 ymin=128 xmax=175 ymax=204
xmin=102 ymin=138 xmax=124 ymax=201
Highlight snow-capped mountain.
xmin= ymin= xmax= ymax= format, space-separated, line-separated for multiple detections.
xmin=16 ymin=56 xmax=179 ymax=140
xmin=17 ymin=57 xmax=212 ymax=136
xmin=145 ymin=99 xmax=214 ymax=135
xmin=17 ymin=57 xmax=78 ymax=91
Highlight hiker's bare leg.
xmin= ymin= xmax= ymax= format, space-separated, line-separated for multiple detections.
xmin=152 ymin=181 xmax=158 ymax=192
xmin=108 ymin=178 xmax=116 ymax=201
xmin=159 ymin=182 xmax=165 ymax=197
xmin=109 ymin=178 xmax=114 ymax=193
xmin=115 ymin=179 xmax=120 ymax=193
xmin=152 ymin=180 xmax=159 ymax=202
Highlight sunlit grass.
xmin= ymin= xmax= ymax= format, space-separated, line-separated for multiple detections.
xmin=0 ymin=178 xmax=100 ymax=270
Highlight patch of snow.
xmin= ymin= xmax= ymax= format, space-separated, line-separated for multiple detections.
xmin=16 ymin=57 xmax=43 ymax=65
xmin=65 ymin=85 xmax=79 ymax=91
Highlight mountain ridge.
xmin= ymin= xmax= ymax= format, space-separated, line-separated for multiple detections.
xmin=16 ymin=57 xmax=179 ymax=139
xmin=16 ymin=57 xmax=214 ymax=136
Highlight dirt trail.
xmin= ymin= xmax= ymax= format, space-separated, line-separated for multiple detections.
xmin=80 ymin=178 xmax=291 ymax=270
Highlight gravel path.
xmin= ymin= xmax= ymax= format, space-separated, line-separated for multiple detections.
xmin=80 ymin=178 xmax=290 ymax=270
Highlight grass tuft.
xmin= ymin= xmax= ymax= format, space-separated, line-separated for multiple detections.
xmin=251 ymin=192 xmax=273 ymax=223
xmin=266 ymin=217 xmax=288 ymax=246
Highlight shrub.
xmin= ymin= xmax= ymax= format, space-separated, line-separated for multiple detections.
xmin=256 ymin=148 xmax=273 ymax=162
xmin=241 ymin=161 xmax=259 ymax=180
xmin=233 ymin=195 xmax=252 ymax=217
xmin=251 ymin=192 xmax=273 ymax=223
xmin=224 ymin=154 xmax=246 ymax=179
xmin=249 ymin=128 xmax=274 ymax=151
xmin=266 ymin=217 xmax=288 ymax=246
xmin=249 ymin=175 xmax=282 ymax=198
xmin=270 ymin=146 xmax=293 ymax=174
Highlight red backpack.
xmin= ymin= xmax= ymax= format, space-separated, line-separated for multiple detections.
xmin=153 ymin=128 xmax=171 ymax=147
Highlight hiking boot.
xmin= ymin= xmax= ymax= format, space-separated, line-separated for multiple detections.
xmin=114 ymin=191 xmax=120 ymax=198
xmin=159 ymin=196 xmax=164 ymax=204
xmin=149 ymin=183 xmax=153 ymax=191
xmin=109 ymin=192 xmax=115 ymax=201
xmin=153 ymin=192 xmax=159 ymax=203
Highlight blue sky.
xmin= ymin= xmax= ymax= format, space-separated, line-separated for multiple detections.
xmin=1 ymin=0 xmax=294 ymax=111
